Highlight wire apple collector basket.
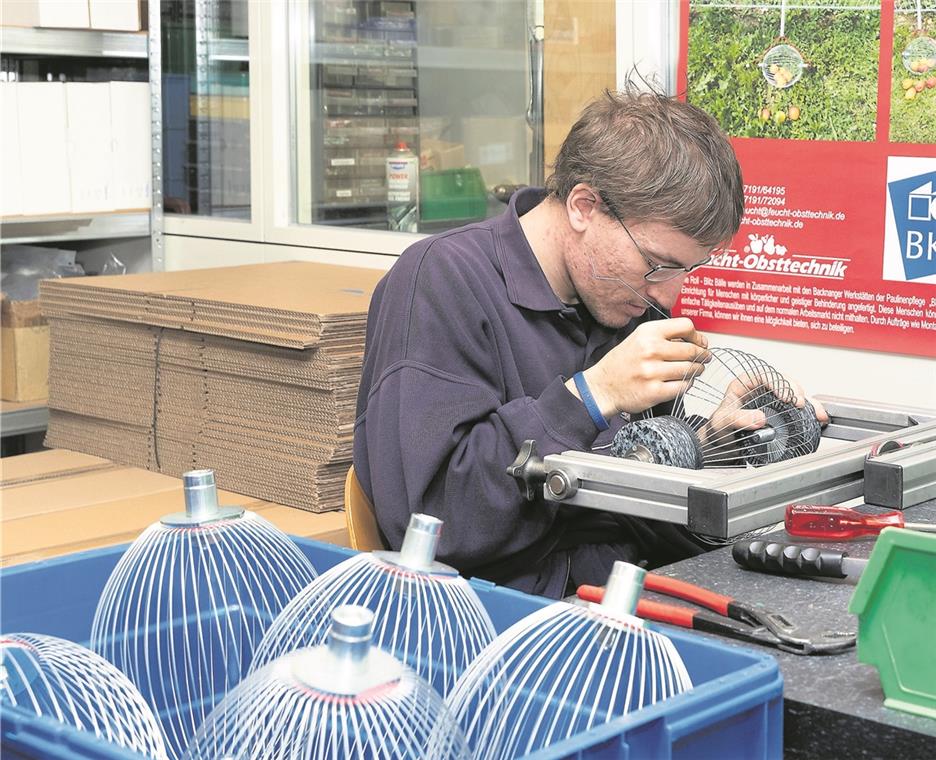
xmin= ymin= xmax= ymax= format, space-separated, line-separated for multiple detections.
xmin=902 ymin=0 xmax=936 ymax=75
xmin=758 ymin=0 xmax=809 ymax=89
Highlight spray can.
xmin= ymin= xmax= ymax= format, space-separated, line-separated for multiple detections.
xmin=386 ymin=141 xmax=419 ymax=232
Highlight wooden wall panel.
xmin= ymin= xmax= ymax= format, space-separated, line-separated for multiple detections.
xmin=544 ymin=0 xmax=617 ymax=174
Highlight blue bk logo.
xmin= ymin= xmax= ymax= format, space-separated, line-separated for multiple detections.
xmin=888 ymin=171 xmax=936 ymax=280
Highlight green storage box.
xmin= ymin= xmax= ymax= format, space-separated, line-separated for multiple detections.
xmin=848 ymin=527 xmax=936 ymax=720
xmin=420 ymin=167 xmax=487 ymax=223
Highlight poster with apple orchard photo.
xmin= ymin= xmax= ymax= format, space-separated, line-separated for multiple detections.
xmin=677 ymin=0 xmax=936 ymax=358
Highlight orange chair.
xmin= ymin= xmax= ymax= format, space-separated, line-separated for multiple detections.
xmin=343 ymin=465 xmax=388 ymax=551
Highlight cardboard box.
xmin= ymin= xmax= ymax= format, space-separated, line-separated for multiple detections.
xmin=420 ymin=138 xmax=466 ymax=172
xmin=89 ymin=0 xmax=143 ymax=31
xmin=109 ymin=81 xmax=151 ymax=210
xmin=38 ymin=0 xmax=90 ymax=29
xmin=16 ymin=82 xmax=71 ymax=216
xmin=2 ymin=1 xmax=40 ymax=27
xmin=1 ymin=298 xmax=49 ymax=402
xmin=0 ymin=449 xmax=113 ymax=485
xmin=65 ymin=82 xmax=114 ymax=213
xmin=462 ymin=116 xmax=529 ymax=187
xmin=1 ymin=449 xmax=350 ymax=566
xmin=0 ymin=83 xmax=23 ymax=218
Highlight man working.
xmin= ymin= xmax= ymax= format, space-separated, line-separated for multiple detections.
xmin=355 ymin=88 xmax=796 ymax=597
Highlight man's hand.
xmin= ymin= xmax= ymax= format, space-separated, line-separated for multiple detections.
xmin=699 ymin=373 xmax=828 ymax=455
xmin=567 ymin=317 xmax=709 ymax=417
xmin=784 ymin=377 xmax=830 ymax=427
xmin=698 ymin=376 xmax=770 ymax=452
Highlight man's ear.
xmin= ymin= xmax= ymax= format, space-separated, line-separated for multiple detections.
xmin=565 ymin=183 xmax=600 ymax=234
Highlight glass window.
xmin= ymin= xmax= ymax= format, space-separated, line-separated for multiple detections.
xmin=289 ymin=0 xmax=542 ymax=233
xmin=161 ymin=0 xmax=251 ymax=219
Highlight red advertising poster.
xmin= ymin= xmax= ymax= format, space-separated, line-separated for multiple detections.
xmin=676 ymin=0 xmax=936 ymax=358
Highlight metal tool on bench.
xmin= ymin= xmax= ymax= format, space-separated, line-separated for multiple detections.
xmin=184 ymin=606 xmax=470 ymax=760
xmin=447 ymin=561 xmax=692 ymax=760
xmin=252 ymin=513 xmax=496 ymax=698
xmin=576 ymin=571 xmax=856 ymax=655
xmin=785 ymin=504 xmax=936 ymax=540
xmin=0 ymin=633 xmax=168 ymax=759
xmin=91 ymin=469 xmax=318 ymax=760
xmin=733 ymin=539 xmax=868 ymax=580
xmin=509 ymin=398 xmax=936 ymax=540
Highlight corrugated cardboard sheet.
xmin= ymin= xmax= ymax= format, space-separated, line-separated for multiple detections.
xmin=40 ymin=262 xmax=383 ymax=512
xmin=0 ymin=449 xmax=349 ymax=567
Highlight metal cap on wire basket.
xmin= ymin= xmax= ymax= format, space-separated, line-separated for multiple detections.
xmin=599 ymin=561 xmax=647 ymax=617
xmin=289 ymin=606 xmax=403 ymax=696
xmin=375 ymin=512 xmax=459 ymax=576
xmin=185 ymin=605 xmax=471 ymax=759
xmin=92 ymin=467 xmax=318 ymax=760
xmin=446 ymin=561 xmax=692 ymax=760
xmin=161 ymin=469 xmax=244 ymax=526
xmin=251 ymin=513 xmax=496 ymax=698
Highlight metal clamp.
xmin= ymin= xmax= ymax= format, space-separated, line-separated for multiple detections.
xmin=508 ymin=440 xmax=580 ymax=502
xmin=507 ymin=440 xmax=547 ymax=501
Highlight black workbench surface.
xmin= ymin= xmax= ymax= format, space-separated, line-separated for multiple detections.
xmin=652 ymin=500 xmax=936 ymax=759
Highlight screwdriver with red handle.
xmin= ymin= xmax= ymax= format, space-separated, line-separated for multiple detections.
xmin=784 ymin=504 xmax=936 ymax=540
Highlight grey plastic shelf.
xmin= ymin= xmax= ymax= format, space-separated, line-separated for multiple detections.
xmin=0 ymin=402 xmax=49 ymax=438
xmin=0 ymin=211 xmax=150 ymax=245
xmin=1 ymin=26 xmax=148 ymax=58
xmin=208 ymin=37 xmax=248 ymax=62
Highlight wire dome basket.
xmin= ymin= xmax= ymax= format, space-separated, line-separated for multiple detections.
xmin=184 ymin=606 xmax=471 ymax=760
xmin=90 ymin=470 xmax=318 ymax=760
xmin=252 ymin=514 xmax=496 ymax=698
xmin=446 ymin=562 xmax=691 ymax=760
xmin=0 ymin=633 xmax=168 ymax=759
xmin=760 ymin=42 xmax=807 ymax=89
xmin=611 ymin=348 xmax=821 ymax=470
xmin=902 ymin=34 xmax=936 ymax=74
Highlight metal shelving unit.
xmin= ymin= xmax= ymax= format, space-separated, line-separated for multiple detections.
xmin=0 ymin=401 xmax=50 ymax=439
xmin=149 ymin=0 xmax=164 ymax=272
xmin=0 ymin=25 xmax=155 ymax=257
xmin=208 ymin=37 xmax=248 ymax=62
xmin=157 ymin=0 xmax=251 ymax=222
xmin=0 ymin=211 xmax=150 ymax=245
xmin=1 ymin=22 xmax=159 ymax=450
xmin=0 ymin=26 xmax=148 ymax=58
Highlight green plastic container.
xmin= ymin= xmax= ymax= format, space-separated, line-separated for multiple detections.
xmin=420 ymin=167 xmax=487 ymax=223
xmin=848 ymin=527 xmax=936 ymax=720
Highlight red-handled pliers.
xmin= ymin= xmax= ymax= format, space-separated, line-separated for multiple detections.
xmin=577 ymin=573 xmax=855 ymax=656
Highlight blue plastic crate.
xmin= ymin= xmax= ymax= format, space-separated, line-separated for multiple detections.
xmin=1 ymin=538 xmax=783 ymax=759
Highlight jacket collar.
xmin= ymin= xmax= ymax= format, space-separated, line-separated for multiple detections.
xmin=493 ymin=187 xmax=568 ymax=313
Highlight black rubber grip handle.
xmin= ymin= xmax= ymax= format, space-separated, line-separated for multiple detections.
xmin=732 ymin=540 xmax=848 ymax=579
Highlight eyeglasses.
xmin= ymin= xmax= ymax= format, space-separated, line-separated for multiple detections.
xmin=598 ymin=194 xmax=715 ymax=283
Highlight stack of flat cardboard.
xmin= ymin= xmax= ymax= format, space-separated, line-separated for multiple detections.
xmin=41 ymin=262 xmax=385 ymax=512
xmin=0 ymin=450 xmax=349 ymax=567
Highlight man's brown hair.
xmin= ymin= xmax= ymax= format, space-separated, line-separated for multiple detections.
xmin=546 ymin=86 xmax=744 ymax=248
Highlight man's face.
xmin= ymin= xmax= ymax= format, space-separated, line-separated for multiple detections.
xmin=567 ymin=212 xmax=716 ymax=329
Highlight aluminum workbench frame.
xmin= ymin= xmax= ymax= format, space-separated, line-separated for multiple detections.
xmin=512 ymin=396 xmax=936 ymax=540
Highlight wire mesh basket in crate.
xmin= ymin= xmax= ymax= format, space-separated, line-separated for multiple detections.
xmin=1 ymin=538 xmax=783 ymax=759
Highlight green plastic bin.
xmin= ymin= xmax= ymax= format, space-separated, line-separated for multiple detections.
xmin=420 ymin=167 xmax=487 ymax=223
xmin=848 ymin=527 xmax=936 ymax=720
